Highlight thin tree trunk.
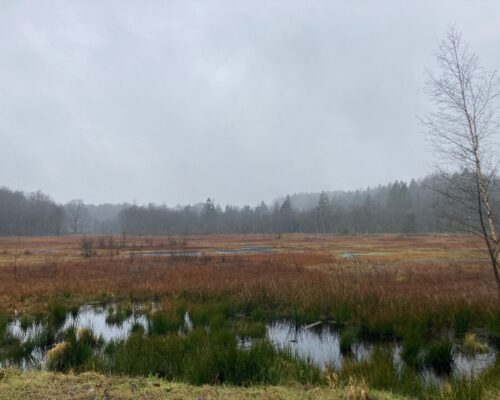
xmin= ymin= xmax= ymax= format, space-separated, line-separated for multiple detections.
xmin=474 ymin=170 xmax=500 ymax=291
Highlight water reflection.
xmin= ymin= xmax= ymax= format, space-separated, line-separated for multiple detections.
xmin=267 ymin=321 xmax=371 ymax=369
xmin=267 ymin=320 xmax=496 ymax=380
xmin=5 ymin=307 xmax=497 ymax=381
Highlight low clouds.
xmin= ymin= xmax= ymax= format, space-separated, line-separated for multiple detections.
xmin=1 ymin=1 xmax=499 ymax=205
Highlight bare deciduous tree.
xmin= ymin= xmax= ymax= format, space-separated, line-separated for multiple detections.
xmin=65 ymin=199 xmax=88 ymax=234
xmin=422 ymin=27 xmax=500 ymax=291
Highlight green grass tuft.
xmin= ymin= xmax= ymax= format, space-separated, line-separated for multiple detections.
xmin=423 ymin=339 xmax=453 ymax=374
xmin=339 ymin=326 xmax=359 ymax=354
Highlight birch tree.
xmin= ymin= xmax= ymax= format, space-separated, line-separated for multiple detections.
xmin=422 ymin=27 xmax=500 ymax=291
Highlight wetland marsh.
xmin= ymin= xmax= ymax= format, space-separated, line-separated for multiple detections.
xmin=0 ymin=234 xmax=499 ymax=399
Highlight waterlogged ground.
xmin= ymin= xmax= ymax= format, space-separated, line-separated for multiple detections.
xmin=268 ymin=321 xmax=496 ymax=382
xmin=9 ymin=305 xmax=150 ymax=343
xmin=3 ymin=304 xmax=496 ymax=384
xmin=134 ymin=246 xmax=275 ymax=257
xmin=0 ymin=233 xmax=488 ymax=267
xmin=268 ymin=321 xmax=371 ymax=369
xmin=0 ymin=234 xmax=499 ymax=398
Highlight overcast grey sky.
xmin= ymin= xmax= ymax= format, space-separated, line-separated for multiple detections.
xmin=1 ymin=1 xmax=499 ymax=206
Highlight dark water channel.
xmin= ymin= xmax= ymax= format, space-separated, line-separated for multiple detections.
xmin=133 ymin=246 xmax=274 ymax=257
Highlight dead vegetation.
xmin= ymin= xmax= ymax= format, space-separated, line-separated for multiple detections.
xmin=0 ymin=234 xmax=496 ymax=326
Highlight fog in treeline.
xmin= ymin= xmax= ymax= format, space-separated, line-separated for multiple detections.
xmin=0 ymin=174 xmax=494 ymax=236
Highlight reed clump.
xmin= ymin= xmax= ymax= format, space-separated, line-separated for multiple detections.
xmin=234 ymin=321 xmax=266 ymax=339
xmin=400 ymin=327 xmax=424 ymax=369
xmin=423 ymin=339 xmax=453 ymax=375
xmin=105 ymin=304 xmax=133 ymax=325
xmin=0 ymin=313 xmax=8 ymax=340
xmin=463 ymin=333 xmax=489 ymax=354
xmin=340 ymin=326 xmax=359 ymax=354
xmin=487 ymin=313 xmax=500 ymax=349
xmin=453 ymin=308 xmax=471 ymax=337
xmin=148 ymin=311 xmax=183 ymax=335
xmin=47 ymin=302 xmax=68 ymax=329
xmin=337 ymin=346 xmax=423 ymax=396
xmin=46 ymin=341 xmax=72 ymax=371
xmin=0 ymin=319 xmax=36 ymax=364
xmin=46 ymin=326 xmax=102 ymax=372
xmin=99 ymin=327 xmax=322 ymax=386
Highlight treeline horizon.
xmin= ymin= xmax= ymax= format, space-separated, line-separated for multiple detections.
xmin=0 ymin=173 xmax=490 ymax=236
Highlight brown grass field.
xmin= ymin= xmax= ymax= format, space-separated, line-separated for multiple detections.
xmin=1 ymin=234 xmax=499 ymax=399
xmin=0 ymin=234 xmax=497 ymax=320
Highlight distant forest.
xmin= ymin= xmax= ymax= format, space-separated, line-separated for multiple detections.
xmin=0 ymin=174 xmax=492 ymax=236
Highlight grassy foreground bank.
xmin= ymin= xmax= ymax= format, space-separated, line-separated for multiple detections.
xmin=1 ymin=369 xmax=500 ymax=400
xmin=0 ymin=368 xmax=406 ymax=400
